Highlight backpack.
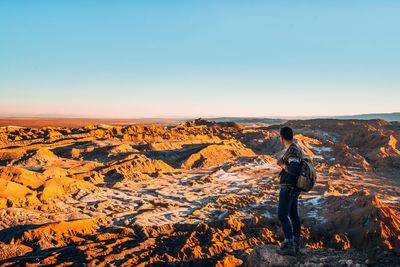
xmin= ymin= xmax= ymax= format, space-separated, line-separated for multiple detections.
xmin=296 ymin=156 xmax=317 ymax=192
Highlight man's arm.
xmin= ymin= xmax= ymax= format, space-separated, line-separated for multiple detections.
xmin=280 ymin=156 xmax=301 ymax=185
xmin=286 ymin=157 xmax=301 ymax=176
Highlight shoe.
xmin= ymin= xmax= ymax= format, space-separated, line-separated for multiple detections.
xmin=277 ymin=241 xmax=295 ymax=256
xmin=293 ymin=237 xmax=300 ymax=254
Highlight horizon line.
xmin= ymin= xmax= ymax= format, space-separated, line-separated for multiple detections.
xmin=0 ymin=111 xmax=399 ymax=120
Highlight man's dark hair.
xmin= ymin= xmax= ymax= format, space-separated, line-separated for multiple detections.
xmin=280 ymin=126 xmax=293 ymax=141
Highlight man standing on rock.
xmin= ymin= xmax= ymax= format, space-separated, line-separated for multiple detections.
xmin=276 ymin=126 xmax=303 ymax=255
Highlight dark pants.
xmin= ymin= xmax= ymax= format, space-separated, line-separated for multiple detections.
xmin=278 ymin=187 xmax=301 ymax=240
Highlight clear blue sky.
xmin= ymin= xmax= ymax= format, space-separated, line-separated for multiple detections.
xmin=1 ymin=1 xmax=399 ymax=118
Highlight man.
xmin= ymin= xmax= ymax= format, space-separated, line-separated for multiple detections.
xmin=276 ymin=126 xmax=303 ymax=255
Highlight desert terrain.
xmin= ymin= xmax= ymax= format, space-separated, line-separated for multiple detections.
xmin=0 ymin=117 xmax=186 ymax=128
xmin=0 ymin=118 xmax=399 ymax=266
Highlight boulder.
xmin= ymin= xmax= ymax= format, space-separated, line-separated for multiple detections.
xmin=244 ymin=244 xmax=297 ymax=267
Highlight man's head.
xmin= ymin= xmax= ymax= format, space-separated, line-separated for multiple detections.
xmin=279 ymin=126 xmax=294 ymax=148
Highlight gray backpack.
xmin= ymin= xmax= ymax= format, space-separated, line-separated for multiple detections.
xmin=296 ymin=157 xmax=317 ymax=192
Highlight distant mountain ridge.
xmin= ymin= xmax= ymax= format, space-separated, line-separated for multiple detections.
xmin=333 ymin=112 xmax=400 ymax=121
xmin=208 ymin=112 xmax=400 ymax=125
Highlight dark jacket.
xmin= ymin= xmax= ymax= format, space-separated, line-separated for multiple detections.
xmin=278 ymin=143 xmax=303 ymax=187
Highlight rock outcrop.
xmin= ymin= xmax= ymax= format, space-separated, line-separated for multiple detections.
xmin=245 ymin=245 xmax=297 ymax=267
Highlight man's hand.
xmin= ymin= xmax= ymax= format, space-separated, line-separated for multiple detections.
xmin=277 ymin=158 xmax=285 ymax=169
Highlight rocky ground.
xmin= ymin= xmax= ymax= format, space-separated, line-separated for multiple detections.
xmin=0 ymin=118 xmax=399 ymax=266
